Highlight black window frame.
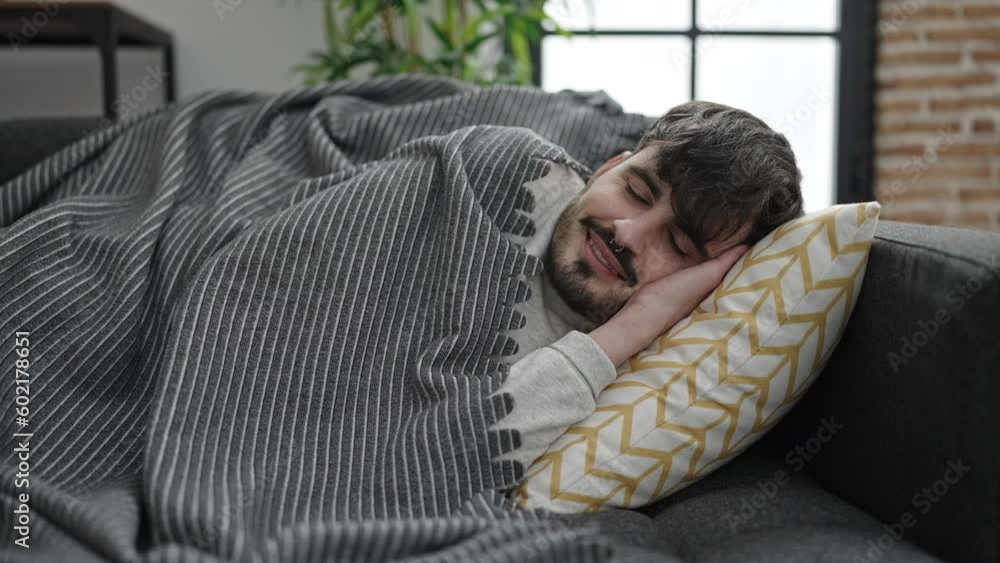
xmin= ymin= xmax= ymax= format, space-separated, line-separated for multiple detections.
xmin=524 ymin=0 xmax=878 ymax=205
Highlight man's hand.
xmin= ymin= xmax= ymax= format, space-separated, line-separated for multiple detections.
xmin=588 ymin=244 xmax=750 ymax=367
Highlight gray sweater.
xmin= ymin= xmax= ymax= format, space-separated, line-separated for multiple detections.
xmin=489 ymin=161 xmax=621 ymax=470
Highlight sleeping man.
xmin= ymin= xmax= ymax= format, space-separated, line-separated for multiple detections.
xmin=0 ymin=78 xmax=811 ymax=556
xmin=493 ymin=100 xmax=805 ymax=471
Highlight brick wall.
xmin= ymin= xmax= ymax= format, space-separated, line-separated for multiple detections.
xmin=876 ymin=0 xmax=1000 ymax=231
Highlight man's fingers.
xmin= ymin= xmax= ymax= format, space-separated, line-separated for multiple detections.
xmin=663 ymin=244 xmax=749 ymax=303
xmin=716 ymin=244 xmax=750 ymax=268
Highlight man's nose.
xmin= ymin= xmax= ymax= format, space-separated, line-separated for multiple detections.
xmin=612 ymin=214 xmax=680 ymax=282
xmin=612 ymin=213 xmax=663 ymax=256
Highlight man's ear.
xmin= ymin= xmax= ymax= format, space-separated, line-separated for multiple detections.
xmin=592 ymin=150 xmax=633 ymax=179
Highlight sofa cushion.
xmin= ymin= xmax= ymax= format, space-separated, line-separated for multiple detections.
xmin=638 ymin=445 xmax=942 ymax=563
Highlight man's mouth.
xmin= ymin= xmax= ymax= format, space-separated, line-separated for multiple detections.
xmin=585 ymin=229 xmax=627 ymax=281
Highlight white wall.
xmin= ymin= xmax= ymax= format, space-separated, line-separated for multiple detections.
xmin=0 ymin=0 xmax=327 ymax=119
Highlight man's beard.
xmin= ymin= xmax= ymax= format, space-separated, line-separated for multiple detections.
xmin=543 ymin=196 xmax=629 ymax=327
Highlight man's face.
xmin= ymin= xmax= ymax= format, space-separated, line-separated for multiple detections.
xmin=545 ymin=146 xmax=750 ymax=326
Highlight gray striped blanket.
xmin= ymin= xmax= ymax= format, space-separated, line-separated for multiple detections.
xmin=0 ymin=75 xmax=661 ymax=562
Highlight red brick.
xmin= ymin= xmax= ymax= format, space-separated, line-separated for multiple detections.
xmin=878 ymin=98 xmax=922 ymax=113
xmin=958 ymin=188 xmax=1000 ymax=201
xmin=943 ymin=143 xmax=1000 ymax=156
xmin=878 ymin=120 xmax=961 ymax=134
xmin=879 ymin=143 xmax=1000 ymax=157
xmin=881 ymin=4 xmax=957 ymax=20
xmin=879 ymin=72 xmax=995 ymax=90
xmin=972 ymin=50 xmax=1000 ymax=63
xmin=963 ymin=5 xmax=1000 ymax=18
xmin=930 ymin=96 xmax=1000 ymax=111
xmin=926 ymin=27 xmax=1000 ymax=42
xmin=881 ymin=30 xmax=921 ymax=42
xmin=880 ymin=50 xmax=963 ymax=65
xmin=878 ymin=144 xmax=929 ymax=156
xmin=973 ymin=118 xmax=995 ymax=133
xmin=878 ymin=162 xmax=991 ymax=179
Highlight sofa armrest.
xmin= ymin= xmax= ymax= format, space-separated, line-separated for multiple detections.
xmin=761 ymin=220 xmax=999 ymax=563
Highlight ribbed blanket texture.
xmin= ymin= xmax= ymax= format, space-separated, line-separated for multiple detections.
xmin=0 ymin=75 xmax=660 ymax=562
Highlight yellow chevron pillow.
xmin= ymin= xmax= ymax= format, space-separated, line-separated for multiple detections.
xmin=513 ymin=202 xmax=881 ymax=512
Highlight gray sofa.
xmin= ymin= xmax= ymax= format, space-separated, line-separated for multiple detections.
xmin=1 ymin=117 xmax=997 ymax=563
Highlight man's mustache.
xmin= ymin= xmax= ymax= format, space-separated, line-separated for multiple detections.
xmin=580 ymin=217 xmax=637 ymax=285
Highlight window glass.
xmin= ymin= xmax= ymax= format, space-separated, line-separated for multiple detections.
xmin=696 ymin=36 xmax=838 ymax=211
xmin=542 ymin=35 xmax=692 ymax=117
xmin=697 ymin=0 xmax=840 ymax=32
xmin=545 ymin=0 xmax=692 ymax=31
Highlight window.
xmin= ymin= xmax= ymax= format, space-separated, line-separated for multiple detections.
xmin=532 ymin=0 xmax=876 ymax=211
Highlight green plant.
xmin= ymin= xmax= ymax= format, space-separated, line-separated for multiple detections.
xmin=293 ymin=0 xmax=576 ymax=86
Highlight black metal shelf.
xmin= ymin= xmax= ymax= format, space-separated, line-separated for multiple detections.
xmin=0 ymin=1 xmax=176 ymax=119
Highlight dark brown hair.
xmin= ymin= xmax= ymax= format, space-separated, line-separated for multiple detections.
xmin=636 ymin=100 xmax=804 ymax=256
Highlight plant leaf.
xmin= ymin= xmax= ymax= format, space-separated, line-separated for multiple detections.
xmin=463 ymin=29 xmax=500 ymax=53
xmin=291 ymin=62 xmax=327 ymax=73
xmin=348 ymin=2 xmax=380 ymax=38
xmin=462 ymin=5 xmax=516 ymax=43
xmin=427 ymin=18 xmax=453 ymax=49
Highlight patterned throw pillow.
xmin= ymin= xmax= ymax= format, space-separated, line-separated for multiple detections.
xmin=513 ymin=202 xmax=882 ymax=512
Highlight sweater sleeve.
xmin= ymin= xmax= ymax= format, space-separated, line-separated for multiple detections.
xmin=489 ymin=329 xmax=619 ymax=472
